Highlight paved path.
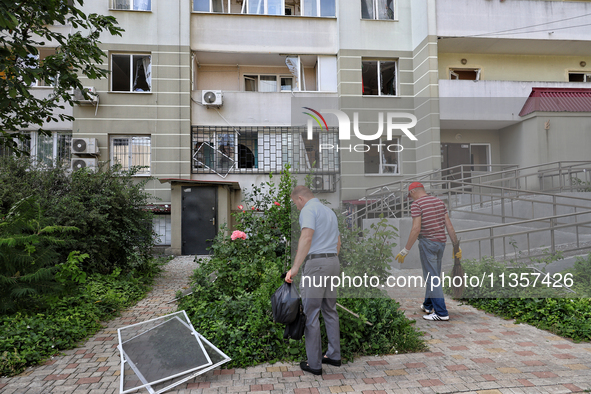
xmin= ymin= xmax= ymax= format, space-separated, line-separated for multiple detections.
xmin=1 ymin=256 xmax=590 ymax=394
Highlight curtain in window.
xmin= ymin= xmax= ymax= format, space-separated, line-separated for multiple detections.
xmin=377 ymin=0 xmax=394 ymax=20
xmin=114 ymin=0 xmax=129 ymax=9
xmin=361 ymin=0 xmax=374 ymax=19
xmin=133 ymin=0 xmax=151 ymax=10
xmin=131 ymin=136 xmax=151 ymax=174
xmin=142 ymin=56 xmax=151 ymax=90
xmin=285 ymin=57 xmax=300 ymax=91
xmin=259 ymin=76 xmax=277 ymax=92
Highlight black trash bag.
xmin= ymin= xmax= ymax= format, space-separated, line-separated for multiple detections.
xmin=271 ymin=278 xmax=300 ymax=324
xmin=283 ymin=305 xmax=306 ymax=340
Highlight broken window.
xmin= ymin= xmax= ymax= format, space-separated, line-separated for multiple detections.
xmin=193 ymin=0 xmax=224 ymax=12
xmin=361 ymin=0 xmax=394 ymax=20
xmin=111 ymin=54 xmax=151 ymax=92
xmin=111 ymin=135 xmax=151 ymax=175
xmin=112 ymin=0 xmax=151 ymax=10
xmin=362 ymin=60 xmax=397 ymax=96
xmin=568 ymin=72 xmax=591 ymax=82
xmin=364 ymin=138 xmax=400 ymax=175
xmin=449 ymin=68 xmax=481 ymax=80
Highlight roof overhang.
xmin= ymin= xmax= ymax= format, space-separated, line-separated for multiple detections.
xmin=159 ymin=178 xmax=241 ymax=190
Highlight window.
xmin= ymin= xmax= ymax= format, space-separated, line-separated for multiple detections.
xmin=111 ymin=54 xmax=151 ymax=92
xmin=361 ymin=0 xmax=394 ymax=20
xmin=193 ymin=0 xmax=224 ymax=12
xmin=302 ymin=0 xmax=335 ymax=16
xmin=364 ymin=138 xmax=400 ymax=175
xmin=569 ymin=72 xmax=591 ymax=82
xmin=244 ymin=75 xmax=294 ymax=92
xmin=450 ymin=68 xmax=481 ymax=80
xmin=192 ymin=126 xmax=339 ymax=175
xmin=112 ymin=0 xmax=151 ymax=10
xmin=362 ymin=60 xmax=397 ymax=96
xmin=110 ymin=136 xmax=151 ymax=175
xmin=0 ymin=132 xmax=71 ymax=165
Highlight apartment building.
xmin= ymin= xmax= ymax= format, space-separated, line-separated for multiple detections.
xmin=437 ymin=0 xmax=591 ymax=189
xmin=17 ymin=0 xmax=591 ymax=255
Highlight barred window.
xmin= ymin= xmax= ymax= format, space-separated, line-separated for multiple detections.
xmin=1 ymin=132 xmax=70 ymax=166
xmin=192 ymin=126 xmax=339 ymax=176
xmin=110 ymin=135 xmax=151 ymax=175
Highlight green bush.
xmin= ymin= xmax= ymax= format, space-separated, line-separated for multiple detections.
xmin=179 ymin=168 xmax=426 ymax=368
xmin=0 ymin=156 xmax=156 ymax=274
xmin=0 ymin=258 xmax=163 ymax=377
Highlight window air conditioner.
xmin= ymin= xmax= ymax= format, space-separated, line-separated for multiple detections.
xmin=202 ymin=90 xmax=223 ymax=107
xmin=71 ymin=158 xmax=98 ymax=171
xmin=73 ymin=86 xmax=98 ymax=105
xmin=311 ymin=175 xmax=335 ymax=193
xmin=71 ymin=138 xmax=99 ymax=155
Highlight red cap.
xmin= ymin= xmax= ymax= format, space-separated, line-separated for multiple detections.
xmin=408 ymin=182 xmax=424 ymax=198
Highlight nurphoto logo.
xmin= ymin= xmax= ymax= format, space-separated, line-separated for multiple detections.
xmin=302 ymin=107 xmax=418 ymax=153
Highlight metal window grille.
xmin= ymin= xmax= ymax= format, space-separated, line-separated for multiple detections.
xmin=191 ymin=126 xmax=340 ymax=176
xmin=111 ymin=136 xmax=151 ymax=175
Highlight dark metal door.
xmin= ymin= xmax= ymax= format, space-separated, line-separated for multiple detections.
xmin=181 ymin=186 xmax=217 ymax=255
xmin=441 ymin=143 xmax=471 ymax=190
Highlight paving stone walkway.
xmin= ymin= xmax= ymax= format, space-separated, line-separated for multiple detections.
xmin=1 ymin=256 xmax=590 ymax=394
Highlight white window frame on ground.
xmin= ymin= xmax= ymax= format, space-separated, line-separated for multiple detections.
xmin=361 ymin=0 xmax=395 ymax=20
xmin=111 ymin=53 xmax=152 ymax=93
xmin=568 ymin=72 xmax=591 ymax=82
xmin=243 ymin=74 xmax=295 ymax=92
xmin=112 ymin=0 xmax=151 ymax=11
xmin=449 ymin=68 xmax=481 ymax=81
xmin=364 ymin=137 xmax=400 ymax=175
xmin=470 ymin=143 xmax=491 ymax=172
xmin=110 ymin=135 xmax=151 ymax=175
xmin=362 ymin=59 xmax=398 ymax=96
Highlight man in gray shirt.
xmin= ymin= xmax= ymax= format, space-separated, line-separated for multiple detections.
xmin=285 ymin=185 xmax=341 ymax=375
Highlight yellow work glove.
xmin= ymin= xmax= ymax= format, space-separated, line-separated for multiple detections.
xmin=395 ymin=248 xmax=409 ymax=264
xmin=454 ymin=247 xmax=462 ymax=260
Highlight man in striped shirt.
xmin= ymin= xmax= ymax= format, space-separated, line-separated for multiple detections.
xmin=394 ymin=182 xmax=461 ymax=321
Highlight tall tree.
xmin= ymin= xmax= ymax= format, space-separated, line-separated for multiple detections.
xmin=0 ymin=0 xmax=123 ymax=154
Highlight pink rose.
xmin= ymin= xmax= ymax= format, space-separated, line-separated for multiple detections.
xmin=238 ymin=205 xmax=243 ymax=210
xmin=251 ymin=206 xmax=255 ymax=210
xmin=231 ymin=230 xmax=247 ymax=240
xmin=274 ymin=201 xmax=280 ymax=206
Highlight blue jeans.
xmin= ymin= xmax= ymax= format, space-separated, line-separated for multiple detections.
xmin=419 ymin=237 xmax=448 ymax=317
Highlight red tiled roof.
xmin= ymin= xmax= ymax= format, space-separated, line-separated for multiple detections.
xmin=519 ymin=88 xmax=591 ymax=116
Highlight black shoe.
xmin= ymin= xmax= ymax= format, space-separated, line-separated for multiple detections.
xmin=322 ymin=354 xmax=342 ymax=367
xmin=300 ymin=361 xmax=322 ymax=375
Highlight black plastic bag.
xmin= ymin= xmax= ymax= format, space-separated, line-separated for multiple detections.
xmin=283 ymin=306 xmax=306 ymax=340
xmin=271 ymin=280 xmax=300 ymax=324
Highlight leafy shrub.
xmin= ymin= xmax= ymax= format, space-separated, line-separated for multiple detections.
xmin=0 ymin=258 xmax=163 ymax=377
xmin=0 ymin=196 xmax=78 ymax=312
xmin=179 ymin=168 xmax=425 ymax=368
xmin=0 ymin=156 xmax=156 ymax=274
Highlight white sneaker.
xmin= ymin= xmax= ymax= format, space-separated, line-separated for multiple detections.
xmin=420 ymin=304 xmax=432 ymax=314
xmin=423 ymin=313 xmax=449 ymax=321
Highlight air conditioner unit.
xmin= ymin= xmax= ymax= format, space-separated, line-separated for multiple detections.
xmin=311 ymin=175 xmax=335 ymax=193
xmin=73 ymin=86 xmax=98 ymax=105
xmin=71 ymin=158 xmax=98 ymax=171
xmin=71 ymin=138 xmax=99 ymax=155
xmin=202 ymin=90 xmax=222 ymax=107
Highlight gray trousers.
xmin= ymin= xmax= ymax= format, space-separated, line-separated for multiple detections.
xmin=300 ymin=256 xmax=341 ymax=370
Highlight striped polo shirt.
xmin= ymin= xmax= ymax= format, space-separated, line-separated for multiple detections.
xmin=411 ymin=195 xmax=448 ymax=243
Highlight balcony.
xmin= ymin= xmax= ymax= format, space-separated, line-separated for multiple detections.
xmin=437 ymin=0 xmax=591 ymax=56
xmin=191 ymin=13 xmax=337 ymax=54
xmin=439 ymin=80 xmax=591 ymax=129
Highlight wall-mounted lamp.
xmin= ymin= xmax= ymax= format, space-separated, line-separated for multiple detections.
xmin=461 ymin=58 xmax=467 ymax=65
xmin=581 ymin=61 xmax=587 ymax=67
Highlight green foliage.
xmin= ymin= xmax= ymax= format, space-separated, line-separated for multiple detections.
xmin=570 ymin=176 xmax=591 ymax=192
xmin=0 ymin=0 xmax=123 ymax=152
xmin=0 ymin=196 xmax=78 ymax=312
xmin=0 ymin=258 xmax=163 ymax=377
xmin=179 ymin=168 xmax=425 ymax=369
xmin=0 ymin=156 xmax=157 ymax=274
xmin=456 ymin=253 xmax=591 ymax=342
